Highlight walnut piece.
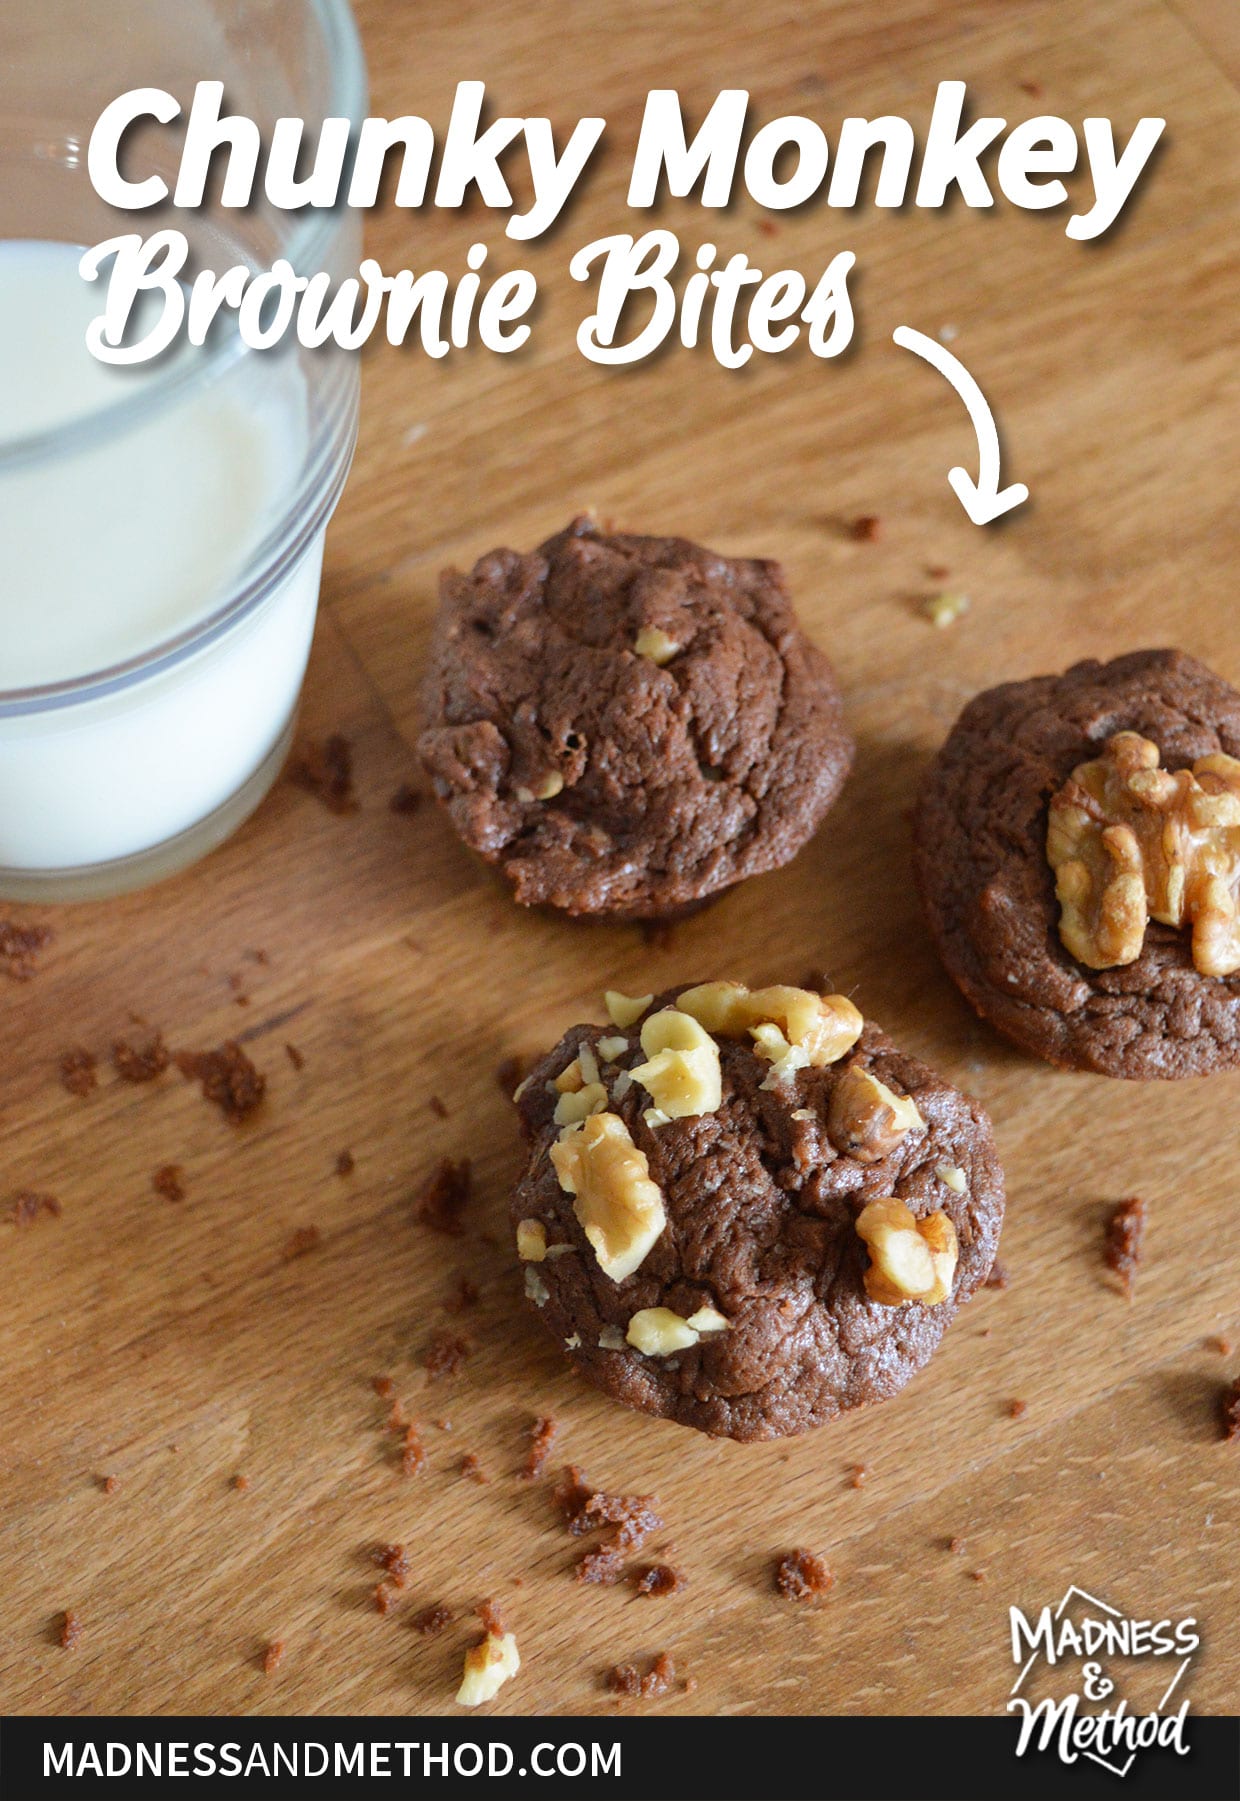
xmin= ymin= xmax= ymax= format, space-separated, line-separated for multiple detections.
xmin=626 ymin=1303 xmax=729 ymax=1356
xmin=827 ymin=1065 xmax=924 ymax=1162
xmin=456 ymin=1630 xmax=520 ymax=1706
xmin=855 ymin=1197 xmax=958 ymax=1307
xmin=634 ymin=626 xmax=681 ymax=665
xmin=516 ymin=1218 xmax=547 ymax=1261
xmin=550 ymin=1112 xmax=667 ymax=1281
xmin=553 ymin=1080 xmax=607 ymax=1127
xmin=630 ymin=1008 xmax=722 ymax=1118
xmin=1047 ymin=730 xmax=1240 ymax=976
xmin=605 ymin=990 xmax=653 ymax=1029
xmin=675 ymin=981 xmax=862 ymax=1070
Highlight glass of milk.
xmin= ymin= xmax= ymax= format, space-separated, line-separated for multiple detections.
xmin=0 ymin=0 xmax=366 ymax=898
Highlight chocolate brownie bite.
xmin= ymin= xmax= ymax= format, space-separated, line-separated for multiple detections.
xmin=510 ymin=980 xmax=1003 ymax=1441
xmin=418 ymin=519 xmax=852 ymax=919
xmin=915 ymin=650 xmax=1240 ymax=1078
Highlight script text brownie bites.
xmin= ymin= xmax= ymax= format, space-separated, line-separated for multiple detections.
xmin=915 ymin=649 xmax=1240 ymax=1078
xmin=418 ymin=518 xmax=853 ymax=919
xmin=509 ymin=980 xmax=1004 ymax=1442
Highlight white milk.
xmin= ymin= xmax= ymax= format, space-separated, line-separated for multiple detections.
xmin=0 ymin=239 xmax=323 ymax=882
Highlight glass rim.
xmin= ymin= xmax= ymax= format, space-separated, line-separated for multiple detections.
xmin=0 ymin=0 xmax=367 ymax=476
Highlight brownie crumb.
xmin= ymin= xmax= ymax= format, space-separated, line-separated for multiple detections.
xmin=567 ymin=1489 xmax=663 ymax=1553
xmin=424 ymin=1329 xmax=471 ymax=1382
xmin=971 ymin=1569 xmax=988 ymax=1584
xmin=523 ymin=1415 xmax=558 ymax=1481
xmin=775 ymin=1549 xmax=833 ymax=1602
xmin=401 ymin=1423 xmax=426 ymax=1477
xmin=59 ymin=1048 xmax=98 ymax=1097
xmin=848 ymin=1464 xmax=868 ymax=1490
xmin=851 ymin=514 xmax=881 ymax=543
xmin=553 ymin=1463 xmax=594 ymax=1521
xmin=112 ymin=1031 xmax=169 ymax=1083
xmin=59 ymin=1610 xmax=82 ymax=1650
xmin=152 ymin=1164 xmax=185 ymax=1203
xmin=416 ymin=1158 xmax=471 ymax=1235
xmin=433 ymin=1417 xmax=453 ymax=1433
xmin=1208 ymin=1336 xmax=1233 ymax=1356
xmin=335 ymin=1149 xmax=355 ymax=1178
xmin=1105 ymin=1198 xmax=1145 ymax=1298
xmin=389 ymin=782 xmax=423 ymax=816
xmin=10 ymin=1190 xmax=61 ymax=1228
xmin=428 ymin=1094 xmax=450 ymax=1119
xmin=291 ymin=734 xmax=357 ymax=814
xmin=0 ymin=920 xmax=53 ymax=981
xmin=477 ymin=1597 xmax=506 ymax=1636
xmin=261 ymin=1639 xmax=285 ymax=1674
xmin=606 ymin=1651 xmax=677 ymax=1699
xmin=948 ymin=1536 xmax=966 ymax=1555
xmin=984 ymin=1260 xmax=1009 ymax=1291
xmin=100 ymin=1475 xmax=119 ymax=1495
xmin=231 ymin=1474 xmax=250 ymax=1493
xmin=496 ymin=1055 xmax=526 ymax=1097
xmin=387 ymin=1399 xmax=409 ymax=1433
xmin=1019 ymin=78 xmax=1045 ymax=98
xmin=372 ymin=1374 xmax=395 ymax=1400
xmin=374 ymin=1582 xmax=399 ymax=1614
xmin=461 ymin=1452 xmax=489 ymax=1484
xmin=285 ymin=1043 xmax=305 ymax=1072
xmin=632 ymin=1563 xmax=686 ymax=1598
xmin=176 ymin=1041 xmax=266 ymax=1123
xmin=373 ymin=1544 xmax=410 ymax=1585
xmin=1008 ymin=1398 xmax=1028 ymax=1420
xmin=576 ymin=1546 xmax=625 ymax=1586
xmin=444 ymin=1276 xmax=480 ymax=1315
xmin=1223 ymin=1378 xmax=1240 ymax=1443
xmin=281 ymin=1225 xmax=321 ymax=1262
xmin=412 ymin=1603 xmax=453 ymax=1636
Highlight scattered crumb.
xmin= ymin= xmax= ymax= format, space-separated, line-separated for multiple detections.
xmin=231 ymin=1474 xmax=250 ymax=1493
xmin=401 ymin=1422 xmax=426 ymax=1476
xmin=387 ymin=1400 xmax=409 ymax=1433
xmin=971 ymin=1569 xmax=988 ymax=1583
xmin=461 ymin=1452 xmax=489 ymax=1485
xmin=281 ymin=1225 xmax=321 ymax=1262
xmin=112 ymin=1031 xmax=170 ymax=1083
xmin=851 ymin=514 xmax=881 ymax=542
xmin=1019 ymin=78 xmax=1044 ymax=98
xmin=428 ymin=1095 xmax=450 ymax=1120
xmin=0 ymin=920 xmax=53 ymax=981
xmin=152 ymin=1164 xmax=185 ymax=1203
xmin=290 ymin=734 xmax=357 ymax=814
xmin=921 ymin=591 xmax=970 ymax=629
xmin=757 ymin=217 xmax=779 ymax=238
xmin=925 ymin=564 xmax=951 ymax=581
xmin=100 ymin=1475 xmax=119 ymax=1495
xmin=335 ymin=1149 xmax=355 ymax=1178
xmin=567 ymin=1490 xmax=663 ymax=1554
xmin=416 ymin=1158 xmax=472 ymax=1234
xmin=424 ymin=1329 xmax=472 ymax=1382
xmin=639 ymin=920 xmax=675 ymax=951
xmin=176 ymin=1041 xmax=266 ymax=1123
xmin=9 ymin=1190 xmax=62 ymax=1228
xmin=1105 ymin=1197 xmax=1145 ymax=1298
xmin=373 ymin=1544 xmax=410 ymax=1585
xmin=553 ymin=1463 xmax=593 ymax=1521
xmin=261 ymin=1639 xmax=285 ymax=1674
xmin=1223 ymin=1378 xmax=1239 ymax=1443
xmin=59 ymin=1611 xmax=82 ymax=1650
xmin=775 ymin=1550 xmax=833 ymax=1602
xmin=632 ymin=1563 xmax=686 ymax=1598
xmin=374 ymin=1582 xmax=400 ymax=1614
xmin=433 ymin=1417 xmax=453 ymax=1433
xmin=523 ymin=1415 xmax=558 ymax=1481
xmin=606 ymin=1651 xmax=677 ymax=1699
xmin=372 ymin=1374 xmax=395 ymax=1400
xmin=389 ymin=782 xmax=423 ymax=815
xmin=412 ymin=1603 xmax=453 ymax=1636
xmin=849 ymin=1464 xmax=868 ymax=1490
xmin=984 ymin=1260 xmax=1009 ymax=1291
xmin=496 ymin=1055 xmax=526 ymax=1097
xmin=1207 ymin=1336 xmax=1233 ymax=1356
xmin=444 ymin=1276 xmax=480 ymax=1315
xmin=948 ymin=1536 xmax=966 ymax=1555
xmin=1008 ymin=1398 xmax=1028 ymax=1420
xmin=477 ymin=1597 xmax=506 ymax=1637
xmin=576 ymin=1547 xmax=625 ymax=1586
xmin=59 ymin=1048 xmax=98 ymax=1097
xmin=285 ymin=1043 xmax=305 ymax=1072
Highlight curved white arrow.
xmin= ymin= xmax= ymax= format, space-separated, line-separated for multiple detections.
xmin=892 ymin=325 xmax=1029 ymax=525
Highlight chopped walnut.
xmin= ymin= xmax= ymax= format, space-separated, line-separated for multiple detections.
xmin=935 ymin=1161 xmax=967 ymax=1194
xmin=634 ymin=626 xmax=680 ymax=665
xmin=855 ymin=1197 xmax=958 ymax=1306
xmin=456 ymin=1630 xmax=520 ymax=1706
xmin=827 ymin=1064 xmax=924 ymax=1162
xmin=630 ymin=1008 xmax=722 ymax=1118
xmin=1048 ymin=731 xmax=1240 ymax=975
xmin=514 ymin=771 xmax=564 ymax=803
xmin=921 ymin=591 xmax=970 ymax=628
xmin=675 ymin=980 xmax=862 ymax=1072
xmin=604 ymin=990 xmax=654 ymax=1030
xmin=516 ymin=1218 xmax=547 ymax=1261
xmin=550 ymin=1112 xmax=666 ymax=1282
xmin=626 ymin=1303 xmax=728 ymax=1355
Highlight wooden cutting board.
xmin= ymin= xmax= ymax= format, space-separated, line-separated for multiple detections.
xmin=2 ymin=0 xmax=1237 ymax=1721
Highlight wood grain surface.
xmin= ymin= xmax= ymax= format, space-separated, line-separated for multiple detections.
xmin=1 ymin=0 xmax=1237 ymax=1720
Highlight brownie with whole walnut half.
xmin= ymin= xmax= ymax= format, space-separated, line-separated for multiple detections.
xmin=418 ymin=518 xmax=853 ymax=919
xmin=916 ymin=649 xmax=1240 ymax=1078
xmin=509 ymin=979 xmax=1004 ymax=1441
